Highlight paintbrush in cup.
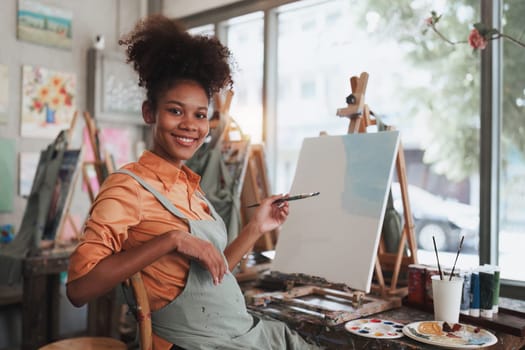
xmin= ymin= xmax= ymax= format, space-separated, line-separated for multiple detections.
xmin=433 ymin=236 xmax=444 ymax=280
xmin=449 ymin=235 xmax=465 ymax=281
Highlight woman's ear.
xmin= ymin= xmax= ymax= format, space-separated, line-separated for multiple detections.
xmin=142 ymin=101 xmax=155 ymax=124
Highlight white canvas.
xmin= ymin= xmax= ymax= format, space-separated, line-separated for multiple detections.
xmin=272 ymin=131 xmax=400 ymax=293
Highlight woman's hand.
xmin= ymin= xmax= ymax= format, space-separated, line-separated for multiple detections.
xmin=173 ymin=232 xmax=228 ymax=285
xmin=223 ymin=194 xmax=290 ymax=269
xmin=250 ymin=194 xmax=290 ymax=234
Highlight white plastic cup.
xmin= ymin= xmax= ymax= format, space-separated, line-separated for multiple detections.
xmin=431 ymin=275 xmax=464 ymax=324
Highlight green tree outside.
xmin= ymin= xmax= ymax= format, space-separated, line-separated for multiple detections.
xmin=352 ymin=0 xmax=524 ymax=182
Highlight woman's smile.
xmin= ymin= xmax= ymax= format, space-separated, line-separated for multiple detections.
xmin=144 ymin=79 xmax=210 ymax=168
xmin=173 ymin=134 xmax=199 ymax=146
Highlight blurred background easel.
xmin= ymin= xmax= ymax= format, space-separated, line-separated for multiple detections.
xmin=81 ymin=111 xmax=113 ymax=202
xmin=80 ymin=110 xmax=122 ymax=336
xmin=207 ymin=91 xmax=277 ymax=281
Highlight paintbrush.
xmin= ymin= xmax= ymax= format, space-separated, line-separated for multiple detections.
xmin=433 ymin=236 xmax=444 ymax=280
xmin=449 ymin=235 xmax=465 ymax=281
xmin=246 ymin=192 xmax=320 ymax=208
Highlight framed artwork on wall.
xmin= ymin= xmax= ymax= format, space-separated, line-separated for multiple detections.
xmin=0 ymin=138 xmax=15 ymax=212
xmin=87 ymin=48 xmax=144 ymax=123
xmin=17 ymin=0 xmax=72 ymax=50
xmin=20 ymin=65 xmax=76 ymax=139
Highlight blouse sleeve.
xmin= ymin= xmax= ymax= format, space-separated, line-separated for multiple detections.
xmin=67 ymin=173 xmax=142 ymax=283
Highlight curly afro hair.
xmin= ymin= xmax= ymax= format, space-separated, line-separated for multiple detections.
xmin=119 ymin=15 xmax=233 ymax=109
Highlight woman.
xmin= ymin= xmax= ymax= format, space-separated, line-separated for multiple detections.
xmin=66 ymin=15 xmax=321 ymax=350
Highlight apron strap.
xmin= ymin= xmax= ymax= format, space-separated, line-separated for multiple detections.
xmin=115 ymin=169 xmax=189 ymax=223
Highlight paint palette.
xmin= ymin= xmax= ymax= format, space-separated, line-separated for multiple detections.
xmin=402 ymin=321 xmax=498 ymax=348
xmin=344 ymin=318 xmax=405 ymax=339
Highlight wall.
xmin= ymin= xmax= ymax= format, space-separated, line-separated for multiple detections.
xmin=0 ymin=0 xmax=147 ymax=235
xmin=163 ymin=0 xmax=240 ymax=18
xmin=0 ymin=1 xmax=146 ymax=348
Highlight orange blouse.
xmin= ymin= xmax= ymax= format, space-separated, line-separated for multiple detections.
xmin=67 ymin=150 xmax=214 ymax=350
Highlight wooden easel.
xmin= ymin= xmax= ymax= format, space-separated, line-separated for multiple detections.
xmin=54 ymin=111 xmax=82 ymax=245
xmin=51 ymin=110 xmax=112 ymax=246
xmin=336 ymin=72 xmax=418 ymax=296
xmin=236 ymin=144 xmax=276 ymax=281
xmin=78 ymin=111 xmax=122 ymax=337
xmin=240 ymin=145 xmax=277 ymax=252
xmin=41 ymin=111 xmax=83 ymax=248
xmin=81 ymin=111 xmax=114 ymax=202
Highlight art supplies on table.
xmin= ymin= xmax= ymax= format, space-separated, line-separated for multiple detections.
xmin=483 ymin=264 xmax=501 ymax=314
xmin=407 ymin=264 xmax=426 ymax=305
xmin=425 ymin=266 xmax=441 ymax=308
xmin=405 ymin=263 xmax=502 ymax=321
xmin=403 ymin=321 xmax=498 ymax=348
xmin=247 ymin=274 xmax=402 ymax=327
xmin=344 ymin=318 xmax=404 ymax=339
xmin=479 ymin=268 xmax=494 ymax=319
xmin=460 ymin=270 xmax=472 ymax=315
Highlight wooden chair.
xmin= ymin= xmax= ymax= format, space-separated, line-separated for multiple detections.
xmin=38 ymin=336 xmax=127 ymax=350
xmin=125 ymin=271 xmax=152 ymax=350
xmin=39 ymin=271 xmax=151 ymax=350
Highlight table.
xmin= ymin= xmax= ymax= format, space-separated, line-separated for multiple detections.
xmin=243 ymin=282 xmax=525 ymax=350
xmin=21 ymin=247 xmax=120 ymax=350
xmin=261 ymin=305 xmax=525 ymax=350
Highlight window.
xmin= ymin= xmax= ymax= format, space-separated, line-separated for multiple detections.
xmin=187 ymin=24 xmax=214 ymax=36
xmin=275 ymin=0 xmax=481 ymax=274
xmin=499 ymin=0 xmax=525 ymax=281
xmin=225 ymin=12 xmax=264 ymax=144
xmin=300 ymin=79 xmax=316 ymax=99
xmin=182 ymin=0 xmax=525 ymax=294
xmin=275 ymin=0 xmax=350 ymax=192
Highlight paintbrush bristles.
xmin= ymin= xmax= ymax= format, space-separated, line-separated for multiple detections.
xmin=433 ymin=236 xmax=444 ymax=280
xmin=449 ymin=235 xmax=465 ymax=281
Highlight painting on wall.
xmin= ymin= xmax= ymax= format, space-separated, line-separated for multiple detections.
xmin=0 ymin=138 xmax=16 ymax=212
xmin=19 ymin=151 xmax=41 ymax=197
xmin=87 ymin=49 xmax=144 ymax=123
xmin=17 ymin=0 xmax=72 ymax=50
xmin=0 ymin=64 xmax=7 ymax=124
xmin=21 ymin=65 xmax=76 ymax=139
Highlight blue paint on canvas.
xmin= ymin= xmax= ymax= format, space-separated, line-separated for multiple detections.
xmin=341 ymin=133 xmax=399 ymax=217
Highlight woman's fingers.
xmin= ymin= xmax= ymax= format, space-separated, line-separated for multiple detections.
xmin=200 ymin=245 xmax=226 ymax=285
xmin=178 ymin=234 xmax=227 ymax=285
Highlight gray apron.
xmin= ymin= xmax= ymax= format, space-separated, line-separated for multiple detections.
xmin=117 ymin=169 xmax=321 ymax=350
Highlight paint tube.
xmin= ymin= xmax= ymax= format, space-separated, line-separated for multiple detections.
xmin=408 ymin=264 xmax=426 ymax=306
xmin=479 ymin=267 xmax=494 ymax=319
xmin=425 ymin=266 xmax=440 ymax=309
xmin=460 ymin=269 xmax=471 ymax=315
xmin=483 ymin=264 xmax=501 ymax=314
xmin=470 ymin=270 xmax=480 ymax=317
